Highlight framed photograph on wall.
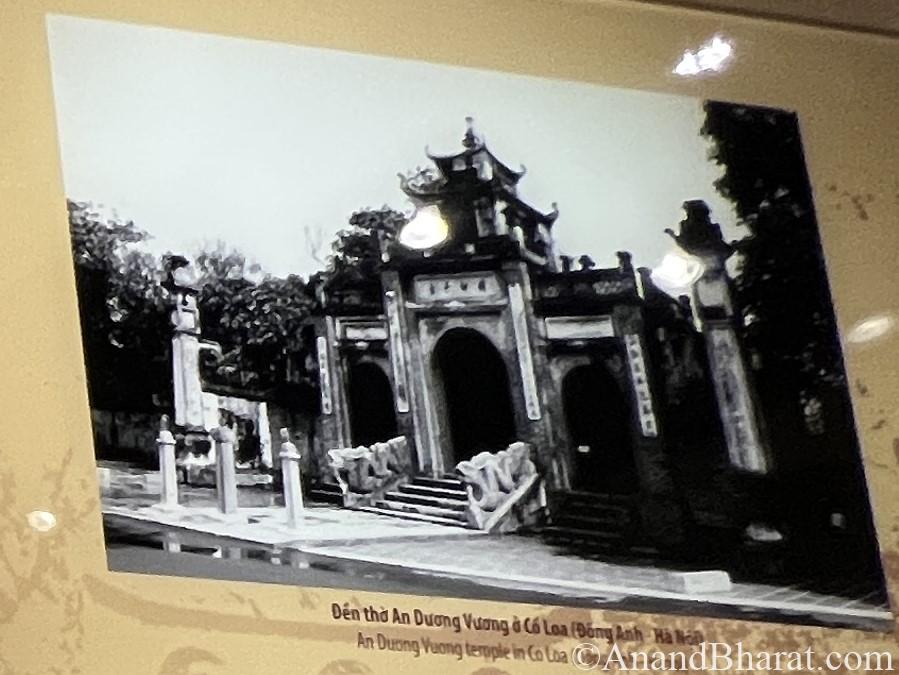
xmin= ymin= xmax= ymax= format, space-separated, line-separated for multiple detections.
xmin=2 ymin=2 xmax=898 ymax=673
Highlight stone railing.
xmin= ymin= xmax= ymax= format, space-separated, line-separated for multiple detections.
xmin=327 ymin=436 xmax=411 ymax=507
xmin=454 ymin=442 xmax=545 ymax=533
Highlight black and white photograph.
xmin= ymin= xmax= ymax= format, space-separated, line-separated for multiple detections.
xmin=48 ymin=14 xmax=889 ymax=631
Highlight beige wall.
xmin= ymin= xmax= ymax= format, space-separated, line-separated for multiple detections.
xmin=637 ymin=0 xmax=899 ymax=36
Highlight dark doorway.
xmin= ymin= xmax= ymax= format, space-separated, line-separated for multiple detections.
xmin=434 ymin=329 xmax=517 ymax=464
xmin=563 ymin=363 xmax=638 ymax=494
xmin=347 ymin=362 xmax=398 ymax=447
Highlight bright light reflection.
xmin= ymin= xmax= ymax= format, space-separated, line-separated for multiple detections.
xmin=26 ymin=510 xmax=57 ymax=532
xmin=674 ymin=36 xmax=734 ymax=76
xmin=847 ymin=313 xmax=897 ymax=344
xmin=398 ymin=206 xmax=449 ymax=250
xmin=651 ymin=251 xmax=704 ymax=293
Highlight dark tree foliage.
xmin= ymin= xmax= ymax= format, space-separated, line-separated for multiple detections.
xmin=702 ymin=105 xmax=885 ymax=587
xmin=305 ymin=207 xmax=407 ymax=315
xmin=195 ymin=246 xmax=315 ymax=394
xmin=69 ymin=200 xmax=171 ymax=411
xmin=702 ymin=102 xmax=846 ymax=404
xmin=69 ymin=201 xmax=318 ymax=412
xmin=326 ymin=207 xmax=406 ymax=283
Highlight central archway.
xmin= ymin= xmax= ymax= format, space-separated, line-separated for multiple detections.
xmin=433 ymin=328 xmax=517 ymax=464
xmin=347 ymin=361 xmax=398 ymax=447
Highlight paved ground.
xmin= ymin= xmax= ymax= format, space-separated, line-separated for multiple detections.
xmin=98 ymin=463 xmax=893 ymax=631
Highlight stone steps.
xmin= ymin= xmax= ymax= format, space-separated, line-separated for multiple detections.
xmin=540 ymin=525 xmax=625 ymax=541
xmin=381 ymin=491 xmax=468 ymax=511
xmin=551 ymin=512 xmax=626 ymax=529
xmin=358 ymin=506 xmax=472 ymax=528
xmin=357 ymin=475 xmax=474 ymax=529
xmin=308 ymin=482 xmax=344 ymax=506
xmin=397 ymin=483 xmax=468 ymax=501
xmin=530 ymin=490 xmax=649 ymax=556
xmin=374 ymin=499 xmax=468 ymax=521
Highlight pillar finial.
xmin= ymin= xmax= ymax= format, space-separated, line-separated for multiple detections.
xmin=462 ymin=116 xmax=479 ymax=148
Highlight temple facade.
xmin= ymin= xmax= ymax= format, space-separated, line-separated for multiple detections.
xmin=305 ymin=122 xmax=768 ymax=547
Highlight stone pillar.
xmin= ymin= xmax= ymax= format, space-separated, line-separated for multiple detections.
xmin=257 ymin=402 xmax=273 ymax=469
xmin=279 ymin=428 xmax=305 ymax=529
xmin=508 ymin=281 xmax=541 ymax=422
xmin=382 ymin=270 xmax=433 ymax=474
xmin=615 ymin=304 xmax=685 ymax=548
xmin=164 ymin=256 xmax=217 ymax=466
xmin=166 ymin=258 xmax=204 ymax=430
xmin=163 ymin=532 xmax=181 ymax=553
xmin=213 ymin=424 xmax=238 ymax=514
xmin=156 ymin=414 xmax=179 ymax=508
xmin=667 ymin=200 xmax=770 ymax=474
xmin=316 ymin=317 xmax=350 ymax=449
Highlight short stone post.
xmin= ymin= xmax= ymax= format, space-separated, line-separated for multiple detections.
xmin=156 ymin=414 xmax=179 ymax=508
xmin=213 ymin=424 xmax=238 ymax=514
xmin=162 ymin=532 xmax=181 ymax=553
xmin=279 ymin=428 xmax=305 ymax=529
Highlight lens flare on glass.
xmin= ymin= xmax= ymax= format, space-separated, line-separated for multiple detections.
xmin=398 ymin=206 xmax=449 ymax=250
xmin=847 ymin=313 xmax=897 ymax=345
xmin=650 ymin=250 xmax=704 ymax=293
xmin=26 ymin=510 xmax=57 ymax=532
xmin=674 ymin=35 xmax=734 ymax=76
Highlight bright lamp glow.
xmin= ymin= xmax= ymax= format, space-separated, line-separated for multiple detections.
xmin=650 ymin=250 xmax=704 ymax=293
xmin=398 ymin=206 xmax=449 ymax=250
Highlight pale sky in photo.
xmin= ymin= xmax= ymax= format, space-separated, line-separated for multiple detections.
xmin=47 ymin=14 xmax=741 ymax=281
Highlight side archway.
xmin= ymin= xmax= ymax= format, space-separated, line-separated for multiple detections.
xmin=562 ymin=363 xmax=638 ymax=494
xmin=347 ymin=361 xmax=398 ymax=447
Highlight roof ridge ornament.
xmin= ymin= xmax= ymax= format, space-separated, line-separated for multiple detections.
xmin=462 ymin=116 xmax=478 ymax=149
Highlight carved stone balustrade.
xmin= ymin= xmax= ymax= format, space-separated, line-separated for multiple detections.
xmin=327 ymin=436 xmax=411 ymax=506
xmin=454 ymin=442 xmax=546 ymax=532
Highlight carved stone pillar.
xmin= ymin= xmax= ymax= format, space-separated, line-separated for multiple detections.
xmin=382 ymin=270 xmax=432 ymax=475
xmin=156 ymin=414 xmax=178 ymax=508
xmin=508 ymin=281 xmax=541 ymax=422
xmin=315 ymin=317 xmax=350 ymax=452
xmin=667 ymin=200 xmax=770 ymax=474
xmin=212 ymin=424 xmax=238 ymax=515
xmin=279 ymin=428 xmax=305 ymax=529
xmin=166 ymin=258 xmax=205 ymax=431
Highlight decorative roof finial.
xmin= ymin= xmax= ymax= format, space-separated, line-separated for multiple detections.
xmin=665 ymin=199 xmax=733 ymax=259
xmin=462 ymin=116 xmax=478 ymax=149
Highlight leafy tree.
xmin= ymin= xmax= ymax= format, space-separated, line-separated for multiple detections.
xmin=68 ymin=200 xmax=169 ymax=411
xmin=70 ymin=201 xmax=318 ymax=411
xmin=702 ymin=105 xmax=885 ymax=586
xmin=701 ymin=102 xmax=846 ymax=407
xmin=326 ymin=206 xmax=406 ymax=283
xmin=195 ymin=245 xmax=315 ymax=393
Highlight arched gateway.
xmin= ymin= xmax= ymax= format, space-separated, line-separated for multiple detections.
xmin=347 ymin=361 xmax=398 ymax=447
xmin=306 ymin=122 xmax=714 ymax=545
xmin=433 ymin=328 xmax=516 ymax=464
xmin=563 ymin=363 xmax=638 ymax=494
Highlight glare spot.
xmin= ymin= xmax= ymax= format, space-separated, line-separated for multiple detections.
xmin=651 ymin=251 xmax=704 ymax=293
xmin=26 ymin=510 xmax=57 ymax=532
xmin=398 ymin=206 xmax=449 ymax=250
xmin=847 ymin=313 xmax=897 ymax=344
xmin=674 ymin=36 xmax=734 ymax=76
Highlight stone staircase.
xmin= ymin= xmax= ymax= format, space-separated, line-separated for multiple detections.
xmin=308 ymin=481 xmax=344 ymax=506
xmin=532 ymin=490 xmax=659 ymax=558
xmin=358 ymin=475 xmax=473 ymax=528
